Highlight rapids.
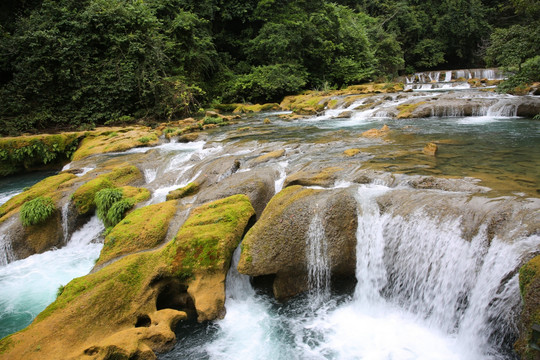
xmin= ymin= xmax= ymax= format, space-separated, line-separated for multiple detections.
xmin=0 ymin=76 xmax=539 ymax=359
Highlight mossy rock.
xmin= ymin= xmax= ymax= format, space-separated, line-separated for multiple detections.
xmin=232 ymin=103 xmax=280 ymax=113
xmin=166 ymin=182 xmax=200 ymax=201
xmin=251 ymin=149 xmax=285 ymax=165
xmin=0 ymin=195 xmax=255 ymax=359
xmin=96 ymin=200 xmax=178 ymax=266
xmin=0 ymin=172 xmax=76 ymax=223
xmin=344 ymin=148 xmax=362 ymax=157
xmin=516 ymin=255 xmax=540 ymax=359
xmin=72 ymin=127 xmax=161 ymax=161
xmin=397 ymin=101 xmax=427 ymax=119
xmin=0 ymin=133 xmax=82 ymax=176
xmin=72 ymin=165 xmax=142 ymax=215
xmin=283 ymin=166 xmax=343 ymax=188
xmin=237 ymin=186 xmax=357 ymax=299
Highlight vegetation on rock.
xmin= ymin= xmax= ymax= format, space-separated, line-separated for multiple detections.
xmin=19 ymin=196 xmax=56 ymax=227
xmin=166 ymin=182 xmax=200 ymax=201
xmin=516 ymin=255 xmax=540 ymax=359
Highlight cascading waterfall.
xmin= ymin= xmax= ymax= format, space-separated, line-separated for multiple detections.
xmin=0 ymin=234 xmax=15 ymax=267
xmin=61 ymin=202 xmax=70 ymax=242
xmin=0 ymin=216 xmax=104 ymax=339
xmin=274 ymin=161 xmax=288 ymax=193
xmin=162 ymin=183 xmax=538 ymax=360
xmin=306 ymin=205 xmax=331 ymax=303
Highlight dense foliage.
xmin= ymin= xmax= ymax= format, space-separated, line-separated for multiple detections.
xmin=0 ymin=0 xmax=537 ymax=133
xmin=20 ymin=196 xmax=56 ymax=226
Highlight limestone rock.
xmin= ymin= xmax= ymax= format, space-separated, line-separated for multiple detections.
xmin=283 ymin=166 xmax=343 ymax=188
xmin=195 ymin=167 xmax=277 ymax=218
xmin=361 ymin=125 xmax=390 ymax=138
xmin=344 ymin=148 xmax=361 ymax=157
xmin=423 ymin=142 xmax=438 ymax=156
xmin=238 ymin=185 xmax=357 ymax=299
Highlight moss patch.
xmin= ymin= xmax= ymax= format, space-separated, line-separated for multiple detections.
xmin=0 ymin=173 xmax=76 ymax=222
xmin=252 ymin=149 xmax=285 ymax=165
xmin=72 ymin=165 xmax=142 ymax=215
xmin=233 ymin=103 xmax=280 ymax=113
xmin=0 ymin=133 xmax=82 ymax=176
xmin=344 ymin=148 xmax=362 ymax=157
xmin=96 ymin=201 xmax=178 ymax=266
xmin=516 ymin=255 xmax=540 ymax=359
xmin=72 ymin=127 xmax=161 ymax=161
xmin=20 ymin=196 xmax=56 ymax=227
xmin=397 ymin=101 xmax=427 ymax=119
xmin=172 ymin=194 xmax=255 ymax=279
xmin=166 ymin=182 xmax=200 ymax=201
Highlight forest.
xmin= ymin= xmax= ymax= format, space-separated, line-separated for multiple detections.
xmin=0 ymin=0 xmax=538 ymax=134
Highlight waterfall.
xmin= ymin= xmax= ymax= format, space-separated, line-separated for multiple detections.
xmin=144 ymin=168 xmax=157 ymax=184
xmin=226 ymin=244 xmax=255 ymax=301
xmin=445 ymin=71 xmax=452 ymax=82
xmin=0 ymin=234 xmax=15 ymax=267
xmin=0 ymin=216 xmax=104 ymax=338
xmin=306 ymin=206 xmax=331 ymax=302
xmin=274 ymin=161 xmax=288 ymax=193
xmin=61 ymin=202 xmax=70 ymax=243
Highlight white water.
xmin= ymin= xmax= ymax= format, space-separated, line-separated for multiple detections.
xmin=163 ymin=184 xmax=536 ymax=360
xmin=306 ymin=206 xmax=331 ymax=303
xmin=274 ymin=161 xmax=288 ymax=194
xmin=0 ymin=216 xmax=104 ymax=338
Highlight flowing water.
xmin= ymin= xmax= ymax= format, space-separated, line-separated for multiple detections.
xmin=1 ymin=79 xmax=539 ymax=359
xmin=162 ymin=184 xmax=539 ymax=359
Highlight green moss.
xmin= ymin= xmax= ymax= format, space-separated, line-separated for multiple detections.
xmin=397 ymin=101 xmax=427 ymax=119
xmin=72 ymin=165 xmax=142 ymax=215
xmin=0 ymin=335 xmax=14 ymax=354
xmin=166 ymin=182 xmax=200 ymax=200
xmin=73 ymin=177 xmax=114 ymax=215
xmin=233 ymin=103 xmax=280 ymax=113
xmin=0 ymin=133 xmax=82 ymax=176
xmin=520 ymin=261 xmax=538 ymax=297
xmin=97 ymin=201 xmax=178 ymax=266
xmin=0 ymin=173 xmax=76 ymax=222
xmin=171 ymin=194 xmax=255 ymax=278
xmin=20 ymin=197 xmax=56 ymax=227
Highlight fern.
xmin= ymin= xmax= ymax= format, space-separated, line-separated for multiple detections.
xmin=106 ymin=199 xmax=134 ymax=227
xmin=95 ymin=188 xmax=123 ymax=224
xmin=20 ymin=197 xmax=56 ymax=227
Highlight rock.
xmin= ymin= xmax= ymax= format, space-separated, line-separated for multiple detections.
xmin=283 ymin=166 xmax=343 ymax=188
xmin=177 ymin=133 xmax=199 ymax=142
xmin=336 ymin=111 xmax=353 ymax=118
xmin=195 ymin=167 xmax=278 ymax=218
xmin=250 ymin=149 xmax=285 ymax=166
xmin=361 ymin=124 xmax=390 ymax=138
xmin=95 ymin=200 xmax=178 ymax=267
xmin=238 ymin=186 xmax=357 ymax=299
xmin=423 ymin=142 xmax=438 ymax=156
xmin=344 ymin=148 xmax=361 ymax=157
xmin=166 ymin=182 xmax=200 ymax=200
xmin=263 ymin=118 xmax=271 ymax=124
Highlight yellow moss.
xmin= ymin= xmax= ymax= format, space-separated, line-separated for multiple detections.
xmin=233 ymin=103 xmax=280 ymax=113
xmin=516 ymin=255 xmax=540 ymax=359
xmin=285 ymin=166 xmax=344 ymax=187
xmin=121 ymin=186 xmax=150 ymax=204
xmin=361 ymin=125 xmax=390 ymax=138
xmin=0 ymin=173 xmax=76 ymax=222
xmin=344 ymin=148 xmax=361 ymax=157
xmin=172 ymin=194 xmax=255 ymax=277
xmin=1 ymin=195 xmax=255 ymax=360
xmin=252 ymin=149 xmax=285 ymax=164
xmin=397 ymin=101 xmax=427 ymax=119
xmin=96 ymin=201 xmax=178 ymax=266
xmin=72 ymin=127 xmax=161 ymax=161
xmin=72 ymin=165 xmax=142 ymax=215
xmin=166 ymin=182 xmax=200 ymax=201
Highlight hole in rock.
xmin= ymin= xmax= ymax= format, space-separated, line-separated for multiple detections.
xmin=135 ymin=314 xmax=151 ymax=328
xmin=155 ymin=278 xmax=196 ymax=319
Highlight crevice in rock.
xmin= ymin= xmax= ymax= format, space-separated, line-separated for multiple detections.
xmin=155 ymin=278 xmax=196 ymax=319
xmin=135 ymin=314 xmax=151 ymax=327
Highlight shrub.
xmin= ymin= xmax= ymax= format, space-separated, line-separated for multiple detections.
xmin=202 ymin=116 xmax=223 ymax=125
xmin=20 ymin=196 xmax=56 ymax=227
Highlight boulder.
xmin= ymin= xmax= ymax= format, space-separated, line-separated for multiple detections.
xmin=423 ymin=142 xmax=438 ymax=156
xmin=195 ymin=167 xmax=278 ymax=218
xmin=361 ymin=125 xmax=390 ymax=138
xmin=238 ymin=185 xmax=357 ymax=299
xmin=283 ymin=166 xmax=343 ymax=188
